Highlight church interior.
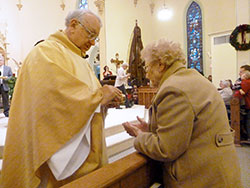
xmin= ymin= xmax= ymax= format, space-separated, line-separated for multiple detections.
xmin=0 ymin=0 xmax=249 ymax=187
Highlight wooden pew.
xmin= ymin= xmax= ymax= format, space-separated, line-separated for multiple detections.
xmin=138 ymin=87 xmax=157 ymax=109
xmin=60 ymin=152 xmax=162 ymax=188
xmin=230 ymin=97 xmax=241 ymax=145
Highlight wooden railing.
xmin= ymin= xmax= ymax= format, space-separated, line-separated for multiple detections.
xmin=230 ymin=97 xmax=241 ymax=145
xmin=60 ymin=152 xmax=162 ymax=188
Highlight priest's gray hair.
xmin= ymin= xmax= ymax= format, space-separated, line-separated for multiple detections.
xmin=141 ymin=38 xmax=186 ymax=68
xmin=65 ymin=9 xmax=102 ymax=27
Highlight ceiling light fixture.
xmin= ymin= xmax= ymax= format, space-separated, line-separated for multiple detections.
xmin=157 ymin=0 xmax=173 ymax=21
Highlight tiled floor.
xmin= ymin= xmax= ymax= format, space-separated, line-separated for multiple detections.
xmin=236 ymin=144 xmax=250 ymax=188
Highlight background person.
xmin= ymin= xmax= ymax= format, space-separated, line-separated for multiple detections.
xmin=218 ymin=80 xmax=233 ymax=106
xmin=115 ymin=62 xmax=131 ymax=108
xmin=103 ymin=65 xmax=112 ymax=78
xmin=0 ymin=54 xmax=13 ymax=117
xmin=122 ymin=39 xmax=242 ymax=188
xmin=1 ymin=9 xmax=122 ymax=188
xmin=218 ymin=80 xmax=233 ymax=120
xmin=7 ymin=73 xmax=17 ymax=101
xmin=207 ymin=74 xmax=212 ymax=82
xmin=232 ymin=64 xmax=250 ymax=91
xmin=234 ymin=71 xmax=250 ymax=142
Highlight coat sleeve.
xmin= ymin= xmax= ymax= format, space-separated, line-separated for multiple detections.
xmin=134 ymin=87 xmax=195 ymax=162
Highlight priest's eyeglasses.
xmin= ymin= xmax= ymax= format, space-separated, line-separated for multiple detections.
xmin=78 ymin=21 xmax=98 ymax=41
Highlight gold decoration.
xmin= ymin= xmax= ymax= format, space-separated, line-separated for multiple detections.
xmin=149 ymin=2 xmax=155 ymax=15
xmin=94 ymin=0 xmax=105 ymax=15
xmin=134 ymin=0 xmax=138 ymax=7
xmin=16 ymin=0 xmax=23 ymax=11
xmin=0 ymin=31 xmax=9 ymax=64
xmin=60 ymin=0 xmax=65 ymax=10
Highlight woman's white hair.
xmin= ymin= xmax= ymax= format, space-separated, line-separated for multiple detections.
xmin=141 ymin=38 xmax=186 ymax=67
xmin=220 ymin=80 xmax=230 ymax=87
xmin=65 ymin=9 xmax=102 ymax=27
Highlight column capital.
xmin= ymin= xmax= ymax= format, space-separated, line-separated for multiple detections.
xmin=134 ymin=0 xmax=138 ymax=7
xmin=94 ymin=0 xmax=105 ymax=15
xmin=149 ymin=2 xmax=155 ymax=15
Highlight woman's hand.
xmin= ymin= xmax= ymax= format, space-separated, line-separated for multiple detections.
xmin=122 ymin=116 xmax=149 ymax=137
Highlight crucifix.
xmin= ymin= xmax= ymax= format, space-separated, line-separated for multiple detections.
xmin=110 ymin=53 xmax=123 ymax=73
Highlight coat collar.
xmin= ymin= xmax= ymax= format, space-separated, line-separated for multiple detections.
xmin=48 ymin=30 xmax=85 ymax=57
xmin=158 ymin=61 xmax=186 ymax=88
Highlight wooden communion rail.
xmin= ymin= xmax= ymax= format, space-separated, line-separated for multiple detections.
xmin=61 ymin=152 xmax=162 ymax=188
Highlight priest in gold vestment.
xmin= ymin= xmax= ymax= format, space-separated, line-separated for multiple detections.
xmin=1 ymin=9 xmax=122 ymax=188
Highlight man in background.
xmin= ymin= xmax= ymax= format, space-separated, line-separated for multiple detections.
xmin=1 ymin=9 xmax=122 ymax=188
xmin=232 ymin=64 xmax=250 ymax=90
xmin=115 ymin=62 xmax=131 ymax=108
xmin=0 ymin=54 xmax=13 ymax=117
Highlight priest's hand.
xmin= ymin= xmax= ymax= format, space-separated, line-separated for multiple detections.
xmin=122 ymin=116 xmax=149 ymax=137
xmin=100 ymin=85 xmax=122 ymax=106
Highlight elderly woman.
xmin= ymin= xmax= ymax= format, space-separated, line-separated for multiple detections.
xmin=123 ymin=39 xmax=242 ymax=187
xmin=218 ymin=80 xmax=233 ymax=105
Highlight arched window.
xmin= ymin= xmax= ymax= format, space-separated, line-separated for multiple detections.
xmin=78 ymin=0 xmax=88 ymax=9
xmin=186 ymin=1 xmax=203 ymax=74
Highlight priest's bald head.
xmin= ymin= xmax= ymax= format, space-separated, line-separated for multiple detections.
xmin=65 ymin=9 xmax=102 ymax=54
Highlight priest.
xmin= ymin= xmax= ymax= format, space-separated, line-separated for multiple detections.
xmin=1 ymin=9 xmax=122 ymax=188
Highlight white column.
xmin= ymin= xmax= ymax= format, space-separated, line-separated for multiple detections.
xmin=95 ymin=0 xmax=106 ymax=80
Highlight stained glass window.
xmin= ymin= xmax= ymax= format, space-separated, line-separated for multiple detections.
xmin=79 ymin=0 xmax=88 ymax=9
xmin=186 ymin=1 xmax=203 ymax=74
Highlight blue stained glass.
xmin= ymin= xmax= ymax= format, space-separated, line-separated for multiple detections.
xmin=79 ymin=0 xmax=88 ymax=9
xmin=186 ymin=1 xmax=203 ymax=73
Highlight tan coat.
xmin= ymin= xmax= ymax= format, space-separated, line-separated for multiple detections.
xmin=134 ymin=62 xmax=242 ymax=188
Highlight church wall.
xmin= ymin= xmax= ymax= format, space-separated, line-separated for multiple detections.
xmin=236 ymin=0 xmax=250 ymax=71
xmin=0 ymin=0 xmax=244 ymax=80
xmin=104 ymin=0 xmax=236 ymax=77
xmin=105 ymin=0 xmax=154 ymax=74
xmin=201 ymin=0 xmax=236 ymax=77
xmin=0 ymin=0 xmax=79 ymax=74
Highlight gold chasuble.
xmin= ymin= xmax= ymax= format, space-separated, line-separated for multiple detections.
xmin=1 ymin=31 xmax=107 ymax=188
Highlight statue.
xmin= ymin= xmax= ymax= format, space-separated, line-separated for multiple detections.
xmin=128 ymin=20 xmax=146 ymax=87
